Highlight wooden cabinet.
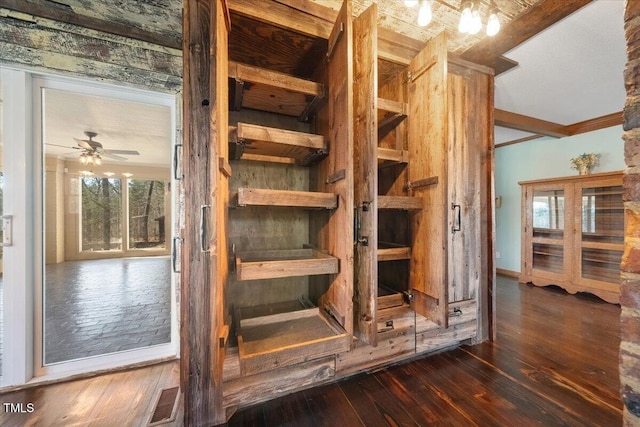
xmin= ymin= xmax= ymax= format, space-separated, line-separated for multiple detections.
xmin=519 ymin=171 xmax=623 ymax=303
xmin=180 ymin=0 xmax=494 ymax=422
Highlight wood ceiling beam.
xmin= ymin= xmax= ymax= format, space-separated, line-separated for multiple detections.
xmin=495 ymin=110 xmax=624 ymax=147
xmin=462 ymin=0 xmax=592 ymax=73
xmin=494 ymin=109 xmax=569 ymax=138
xmin=0 ymin=0 xmax=181 ymax=50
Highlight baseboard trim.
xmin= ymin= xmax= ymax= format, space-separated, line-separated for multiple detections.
xmin=496 ymin=268 xmax=520 ymax=279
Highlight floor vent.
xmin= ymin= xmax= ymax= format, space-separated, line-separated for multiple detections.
xmin=148 ymin=386 xmax=179 ymax=426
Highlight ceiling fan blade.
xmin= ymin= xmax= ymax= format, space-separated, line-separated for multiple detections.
xmin=45 ymin=143 xmax=80 ymax=150
xmin=104 ymin=149 xmax=140 ymax=156
xmin=101 ymin=152 xmax=128 ymax=161
xmin=74 ymin=138 xmax=93 ymax=150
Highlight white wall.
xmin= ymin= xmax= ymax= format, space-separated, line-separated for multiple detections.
xmin=495 ymin=125 xmax=625 ymax=273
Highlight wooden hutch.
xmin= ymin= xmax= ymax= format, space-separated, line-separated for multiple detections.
xmin=181 ymin=0 xmax=495 ymax=423
xmin=519 ymin=171 xmax=623 ymax=303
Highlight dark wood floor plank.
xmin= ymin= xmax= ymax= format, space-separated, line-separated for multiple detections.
xmin=303 ymin=382 xmax=364 ymax=427
xmin=262 ymin=391 xmax=316 ymax=427
xmin=375 ymin=362 xmax=476 ymax=427
xmin=338 ymin=372 xmax=421 ymax=427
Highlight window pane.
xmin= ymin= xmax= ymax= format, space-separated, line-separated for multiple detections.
xmin=81 ymin=177 xmax=122 ymax=251
xmin=532 ymin=189 xmax=564 ymax=238
xmin=581 ymin=185 xmax=623 ymax=244
xmin=128 ymin=179 xmax=166 ymax=249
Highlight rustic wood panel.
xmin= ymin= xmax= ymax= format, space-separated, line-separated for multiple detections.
xmin=237 ymin=307 xmax=350 ymax=376
xmin=416 ymin=300 xmax=478 ymax=354
xmin=352 ymin=3 xmax=378 ymax=347
xmin=1 ymin=0 xmax=182 ymax=49
xmin=180 ymin=0 xmax=226 ymax=424
xmin=310 ymin=0 xmax=354 ymax=335
xmin=228 ymin=10 xmax=327 ymax=79
xmin=336 ymin=305 xmax=415 ymax=376
xmin=235 ymin=249 xmax=339 ymax=281
xmin=447 ymin=65 xmax=488 ymax=303
xmin=223 ymin=355 xmax=336 ymax=408
xmin=377 ymin=246 xmax=411 ymax=261
xmin=236 ymin=188 xmax=336 ymax=209
xmin=378 ymin=195 xmax=422 ymax=210
xmin=407 ymin=32 xmax=448 ymax=327
xmin=0 ymin=8 xmax=181 ymax=92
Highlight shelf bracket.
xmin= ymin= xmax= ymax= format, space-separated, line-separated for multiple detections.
xmin=229 ymin=77 xmax=245 ymax=111
xmin=405 ymin=176 xmax=439 ymax=191
xmin=298 ymin=88 xmax=326 ymax=122
xmin=325 ymin=168 xmax=346 ymax=185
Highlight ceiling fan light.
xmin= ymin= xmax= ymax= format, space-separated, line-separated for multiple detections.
xmin=94 ymin=155 xmax=102 ymax=166
xmin=404 ymin=0 xmax=419 ymax=7
xmin=458 ymin=5 xmax=473 ymax=33
xmin=417 ymin=0 xmax=432 ymax=27
xmin=486 ymin=11 xmax=500 ymax=36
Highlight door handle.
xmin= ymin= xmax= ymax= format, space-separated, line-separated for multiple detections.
xmin=172 ymin=237 xmax=183 ymax=273
xmin=200 ymin=205 xmax=210 ymax=253
xmin=173 ymin=143 xmax=183 ymax=180
xmin=451 ymin=203 xmax=461 ymax=233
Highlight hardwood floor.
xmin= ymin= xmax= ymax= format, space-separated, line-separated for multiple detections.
xmin=228 ymin=276 xmax=622 ymax=426
xmin=0 ymin=276 xmax=621 ymax=426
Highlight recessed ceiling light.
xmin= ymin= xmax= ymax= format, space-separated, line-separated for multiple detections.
xmin=79 ymin=170 xmax=94 ymax=176
xmin=123 ymin=172 xmax=133 ymax=178
xmin=104 ymin=172 xmax=115 ymax=177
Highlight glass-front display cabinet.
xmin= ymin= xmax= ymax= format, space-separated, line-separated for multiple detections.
xmin=519 ymin=171 xmax=623 ymax=303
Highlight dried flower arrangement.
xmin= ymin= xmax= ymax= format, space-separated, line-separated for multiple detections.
xmin=570 ymin=152 xmax=600 ymax=175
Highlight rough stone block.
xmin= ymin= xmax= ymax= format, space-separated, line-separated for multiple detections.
xmin=621 ymin=274 xmax=640 ymax=309
xmin=622 ymin=313 xmax=640 ymax=344
xmin=625 ymin=129 xmax=640 ymax=167
xmin=624 ymin=173 xmax=640 ymax=202
xmin=625 ymin=3 xmax=640 ymax=24
xmin=625 ymin=97 xmax=640 ymax=131
xmin=623 ymin=243 xmax=640 ymax=274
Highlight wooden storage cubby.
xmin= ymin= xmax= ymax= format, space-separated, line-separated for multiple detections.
xmin=225 ymin=0 xmax=353 ymax=379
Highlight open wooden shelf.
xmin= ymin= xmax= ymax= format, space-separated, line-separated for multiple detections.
xmin=236 ymin=188 xmax=337 ymax=209
xmin=378 ymin=242 xmax=411 ymax=261
xmin=377 ymin=284 xmax=405 ymax=310
xmin=378 ymin=97 xmax=408 ymax=137
xmin=229 ymin=61 xmax=325 ymax=119
xmin=235 ymin=248 xmax=339 ymax=281
xmin=230 ymin=122 xmax=328 ymax=166
xmin=378 ymin=195 xmax=423 ymax=210
xmin=236 ymin=306 xmax=351 ymax=376
xmin=377 ymin=147 xmax=409 ymax=167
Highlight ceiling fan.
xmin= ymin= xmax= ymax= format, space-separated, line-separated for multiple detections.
xmin=72 ymin=131 xmax=140 ymax=164
xmin=46 ymin=131 xmax=140 ymax=164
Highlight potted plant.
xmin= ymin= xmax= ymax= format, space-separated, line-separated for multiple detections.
xmin=570 ymin=153 xmax=600 ymax=175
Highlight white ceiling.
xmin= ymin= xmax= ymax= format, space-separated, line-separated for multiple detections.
xmin=43 ymin=88 xmax=171 ymax=167
xmin=495 ymin=0 xmax=627 ymax=144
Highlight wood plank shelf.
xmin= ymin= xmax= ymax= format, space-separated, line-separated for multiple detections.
xmin=236 ymin=306 xmax=351 ymax=376
xmin=378 ymin=245 xmax=411 ymax=261
xmin=235 ymin=248 xmax=339 ymax=281
xmin=377 ymin=284 xmax=405 ymax=310
xmin=229 ymin=61 xmax=325 ymax=119
xmin=378 ymin=195 xmax=423 ymax=210
xmin=377 ymin=147 xmax=409 ymax=168
xmin=230 ymin=122 xmax=328 ymax=166
xmin=235 ymin=188 xmax=337 ymax=209
xmin=378 ymin=97 xmax=408 ymax=138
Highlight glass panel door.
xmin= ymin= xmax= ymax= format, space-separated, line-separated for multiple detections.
xmin=36 ymin=77 xmax=177 ymax=376
xmin=531 ymin=188 xmax=565 ymax=274
xmin=580 ymin=184 xmax=623 ymax=283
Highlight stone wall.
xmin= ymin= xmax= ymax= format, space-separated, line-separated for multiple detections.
xmin=621 ymin=1 xmax=640 ymax=425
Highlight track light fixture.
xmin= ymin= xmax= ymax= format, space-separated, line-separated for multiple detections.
xmin=404 ymin=0 xmax=500 ymax=36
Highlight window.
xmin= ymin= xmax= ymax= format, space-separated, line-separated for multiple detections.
xmin=128 ymin=179 xmax=167 ymax=249
xmin=81 ymin=177 xmax=122 ymax=251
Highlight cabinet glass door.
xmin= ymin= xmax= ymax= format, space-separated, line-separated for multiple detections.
xmin=531 ymin=189 xmax=565 ymax=274
xmin=580 ymin=185 xmax=623 ymax=283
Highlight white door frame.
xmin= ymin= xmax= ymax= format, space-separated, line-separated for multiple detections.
xmin=1 ymin=67 xmax=179 ymax=386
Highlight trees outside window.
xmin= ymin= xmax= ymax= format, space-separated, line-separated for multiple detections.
xmin=81 ymin=177 xmax=122 ymax=251
xmin=128 ymin=180 xmax=166 ymax=249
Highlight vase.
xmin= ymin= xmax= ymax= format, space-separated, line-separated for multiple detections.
xmin=578 ymin=166 xmax=591 ymax=175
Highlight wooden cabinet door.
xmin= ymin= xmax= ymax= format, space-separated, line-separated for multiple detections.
xmin=407 ymin=33 xmax=448 ymax=327
xmin=352 ymin=4 xmax=378 ymax=345
xmin=446 ymin=64 xmax=489 ymax=304
xmin=572 ymin=176 xmax=623 ymax=302
xmin=522 ymin=182 xmax=573 ymax=285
